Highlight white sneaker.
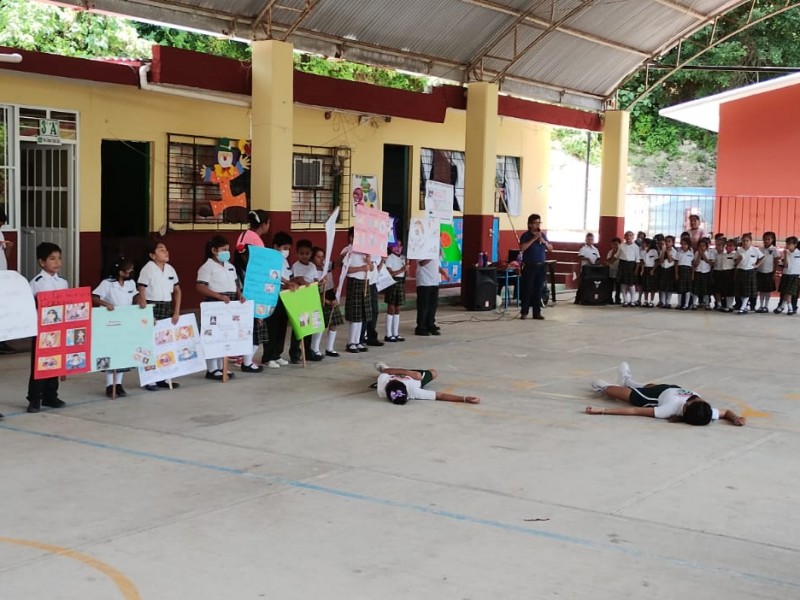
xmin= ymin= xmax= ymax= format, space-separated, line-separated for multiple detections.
xmin=617 ymin=361 xmax=632 ymax=387
xmin=591 ymin=380 xmax=611 ymax=396
xmin=374 ymin=361 xmax=388 ymax=373
xmin=276 ymin=358 xmax=289 ymax=366
xmin=265 ymin=360 xmax=281 ymax=369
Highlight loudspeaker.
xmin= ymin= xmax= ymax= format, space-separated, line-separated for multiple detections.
xmin=463 ymin=266 xmax=498 ymax=311
xmin=581 ymin=264 xmax=610 ymax=305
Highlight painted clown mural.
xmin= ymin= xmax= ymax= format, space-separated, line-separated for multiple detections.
xmin=199 ymin=138 xmax=251 ymax=217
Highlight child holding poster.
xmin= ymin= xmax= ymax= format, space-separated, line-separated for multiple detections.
xmin=196 ymin=235 xmax=263 ymax=380
xmin=312 ymin=246 xmax=343 ymax=357
xmin=92 ymin=256 xmax=145 ymax=397
xmin=137 ymin=241 xmax=183 ymax=391
xmin=342 ymin=228 xmax=373 ymax=353
xmin=263 ymin=232 xmax=299 ymax=368
xmin=27 ymin=242 xmax=69 ymax=413
xmin=383 ymin=241 xmax=408 ymax=342
xmin=290 ymin=239 xmax=323 ymax=362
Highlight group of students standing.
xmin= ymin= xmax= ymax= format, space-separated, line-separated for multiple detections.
xmin=578 ymin=215 xmax=800 ymax=314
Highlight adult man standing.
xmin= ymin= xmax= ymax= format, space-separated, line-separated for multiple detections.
xmin=518 ymin=213 xmax=553 ymax=320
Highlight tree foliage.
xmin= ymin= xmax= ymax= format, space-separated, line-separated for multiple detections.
xmin=0 ymin=0 xmax=151 ymax=58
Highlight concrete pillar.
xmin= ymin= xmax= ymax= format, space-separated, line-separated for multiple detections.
xmin=462 ymin=82 xmax=499 ymax=296
xmin=251 ymin=40 xmax=294 ymax=236
xmin=598 ymin=110 xmax=630 ymax=253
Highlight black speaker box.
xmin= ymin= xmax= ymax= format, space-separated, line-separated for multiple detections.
xmin=463 ymin=266 xmax=497 ymax=311
xmin=581 ymin=264 xmax=610 ymax=305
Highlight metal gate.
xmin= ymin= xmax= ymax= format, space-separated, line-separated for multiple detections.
xmin=19 ymin=143 xmax=75 ymax=281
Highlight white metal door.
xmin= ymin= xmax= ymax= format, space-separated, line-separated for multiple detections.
xmin=19 ymin=143 xmax=75 ymax=282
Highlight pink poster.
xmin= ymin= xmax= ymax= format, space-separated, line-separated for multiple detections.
xmin=352 ymin=204 xmax=389 ymax=258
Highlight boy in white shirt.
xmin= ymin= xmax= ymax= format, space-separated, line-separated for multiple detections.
xmin=588 ymin=362 xmax=745 ymax=426
xmin=575 ymin=232 xmax=600 ymax=305
xmin=733 ymin=233 xmax=764 ymax=314
xmin=774 ymin=236 xmax=800 ymax=314
xmin=290 ymin=239 xmax=323 ymax=362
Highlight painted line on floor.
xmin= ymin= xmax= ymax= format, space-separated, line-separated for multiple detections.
xmin=0 ymin=537 xmax=140 ymax=599
xmin=1 ymin=422 xmax=798 ymax=591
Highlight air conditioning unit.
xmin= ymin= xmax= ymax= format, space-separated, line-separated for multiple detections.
xmin=293 ymin=156 xmax=324 ymax=188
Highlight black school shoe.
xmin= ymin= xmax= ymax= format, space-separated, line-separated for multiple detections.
xmin=42 ymin=398 xmax=66 ymax=408
xmin=366 ymin=339 xmax=385 ymax=347
xmin=326 ymin=350 xmax=340 ymax=357
xmin=156 ymin=380 xmax=180 ymax=389
xmin=308 ymin=352 xmax=324 ymax=362
xmin=241 ymin=363 xmax=264 ymax=373
xmin=27 ymin=404 xmax=41 ymax=413
xmin=346 ymin=344 xmax=360 ymax=354
xmin=415 ymin=329 xmax=431 ymax=336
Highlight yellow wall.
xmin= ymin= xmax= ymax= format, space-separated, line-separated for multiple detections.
xmin=0 ymin=69 xmax=550 ymax=233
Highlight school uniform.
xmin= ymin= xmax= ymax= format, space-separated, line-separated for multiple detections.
xmin=575 ymin=244 xmax=600 ymax=304
xmin=734 ymin=246 xmax=764 ymax=310
xmin=362 ymin=255 xmax=382 ymax=345
xmin=616 ymin=242 xmax=639 ymax=286
xmin=318 ymin=269 xmax=344 ymax=327
xmin=138 ymin=261 xmax=179 ymax=320
xmin=714 ymin=248 xmax=736 ymax=298
xmin=344 ymin=250 xmax=372 ymax=323
xmin=28 ymin=270 xmax=69 ymax=410
xmin=606 ymin=248 xmax=620 ymax=303
xmin=779 ymin=248 xmax=800 ymax=297
xmin=265 ymin=256 xmax=294 ymax=362
xmin=658 ymin=248 xmax=677 ymax=292
xmin=675 ymin=248 xmax=694 ymax=294
xmin=640 ymin=248 xmax=659 ymax=293
xmin=692 ymin=250 xmax=712 ymax=299
xmin=757 ymin=246 xmax=779 ymax=293
xmin=415 ymin=258 xmax=442 ymax=333
xmin=93 ymin=278 xmax=139 ymax=391
xmin=384 ymin=253 xmax=407 ymax=306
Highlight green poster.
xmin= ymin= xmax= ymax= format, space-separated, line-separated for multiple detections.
xmin=91 ymin=304 xmax=155 ymax=371
xmin=280 ymin=283 xmax=325 ymax=339
xmin=440 ymin=222 xmax=462 ymax=262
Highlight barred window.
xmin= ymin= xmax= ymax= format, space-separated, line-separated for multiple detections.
xmin=495 ymin=156 xmax=521 ymax=214
xmin=167 ymin=134 xmax=251 ymax=225
xmin=419 ymin=148 xmax=464 ymax=212
xmin=291 ymin=145 xmax=351 ymax=229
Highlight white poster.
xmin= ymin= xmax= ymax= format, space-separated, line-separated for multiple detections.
xmin=138 ymin=314 xmax=206 ymax=386
xmin=0 ymin=271 xmax=37 ymax=342
xmin=376 ymin=265 xmax=396 ymax=292
xmin=424 ymin=180 xmax=455 ymax=223
xmin=200 ymin=300 xmax=254 ymax=360
xmin=406 ymin=216 xmax=441 ymax=260
xmin=322 ymin=206 xmax=340 ymax=280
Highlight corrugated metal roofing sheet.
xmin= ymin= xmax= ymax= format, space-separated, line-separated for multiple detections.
xmin=52 ymin=0 xmax=750 ymax=112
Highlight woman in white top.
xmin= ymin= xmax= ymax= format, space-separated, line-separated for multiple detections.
xmin=196 ymin=235 xmax=262 ymax=380
xmin=92 ymin=256 xmax=145 ymax=397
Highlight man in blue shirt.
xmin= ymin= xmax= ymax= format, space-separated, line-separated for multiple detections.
xmin=518 ymin=213 xmax=553 ymax=319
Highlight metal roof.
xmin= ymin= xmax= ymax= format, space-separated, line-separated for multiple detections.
xmin=53 ymin=0 xmax=749 ymax=112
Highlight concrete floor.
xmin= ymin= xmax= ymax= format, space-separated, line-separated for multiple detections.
xmin=1 ymin=300 xmax=798 ymax=599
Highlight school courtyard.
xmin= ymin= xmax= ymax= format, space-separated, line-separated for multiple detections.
xmin=0 ymin=300 xmax=798 ymax=599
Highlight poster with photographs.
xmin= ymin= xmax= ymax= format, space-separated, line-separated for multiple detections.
xmin=34 ymin=287 xmax=92 ymax=379
xmin=0 ymin=271 xmax=38 ymax=342
xmin=90 ymin=305 xmax=154 ymax=372
xmin=424 ymin=180 xmax=455 ymax=223
xmin=279 ymin=283 xmax=324 ymax=339
xmin=242 ymin=246 xmax=284 ymax=319
xmin=138 ymin=314 xmax=205 ymax=386
xmin=352 ymin=204 xmax=390 ymax=257
xmin=406 ymin=216 xmax=441 ymax=260
xmin=200 ymin=300 xmax=255 ymax=359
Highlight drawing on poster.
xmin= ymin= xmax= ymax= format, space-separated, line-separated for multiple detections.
xmin=138 ymin=314 xmax=206 ymax=386
xmin=406 ymin=217 xmax=441 ymax=260
xmin=353 ymin=205 xmax=390 ymax=257
xmin=65 ymin=302 xmax=89 ymax=322
xmin=199 ymin=300 xmax=254 ymax=359
xmin=424 ymin=180 xmax=455 ymax=223
xmin=39 ymin=331 xmax=61 ymax=349
xmin=242 ymin=247 xmax=284 ymax=319
xmin=42 ymin=307 xmax=63 ymax=325
xmin=65 ymin=352 xmax=86 ymax=370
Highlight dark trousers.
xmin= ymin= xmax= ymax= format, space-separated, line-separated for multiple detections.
xmin=361 ymin=284 xmax=380 ymax=343
xmin=416 ymin=285 xmax=439 ymax=332
xmin=289 ymin=334 xmax=311 ymax=361
xmin=520 ymin=262 xmax=546 ymax=317
xmin=27 ymin=338 xmax=59 ymax=407
xmin=265 ymin=299 xmax=289 ymax=361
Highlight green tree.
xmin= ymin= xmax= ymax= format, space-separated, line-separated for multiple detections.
xmin=0 ymin=0 xmax=151 ymax=58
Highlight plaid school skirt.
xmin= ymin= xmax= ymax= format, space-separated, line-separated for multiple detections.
xmin=323 ymin=304 xmax=344 ymax=327
xmin=757 ymin=271 xmax=776 ymax=293
xmin=640 ymin=268 xmax=658 ymax=293
xmin=713 ymin=270 xmax=734 ymax=297
xmin=618 ymin=260 xmax=636 ymax=286
xmin=735 ymin=269 xmax=757 ymax=298
xmin=384 ymin=277 xmax=406 ymax=306
xmin=779 ymin=273 xmax=799 ymax=296
xmin=344 ymin=277 xmax=373 ymax=322
xmin=676 ymin=266 xmax=693 ymax=294
xmin=692 ymin=271 xmax=711 ymax=297
xmin=658 ymin=266 xmax=675 ymax=292
xmin=148 ymin=300 xmax=173 ymax=320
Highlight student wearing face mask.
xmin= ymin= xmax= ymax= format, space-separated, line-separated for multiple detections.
xmin=92 ymin=255 xmax=147 ymax=397
xmin=197 ymin=235 xmax=263 ymax=380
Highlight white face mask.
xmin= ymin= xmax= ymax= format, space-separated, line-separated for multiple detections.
xmin=281 ymin=249 xmax=290 ymax=259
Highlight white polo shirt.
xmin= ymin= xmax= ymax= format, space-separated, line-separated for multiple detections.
xmin=346 ymin=251 xmax=368 ymax=281
xmin=376 ymin=373 xmax=436 ymax=401
xmin=616 ymin=242 xmax=639 ymax=262
xmin=641 ymin=248 xmax=658 ymax=268
xmin=92 ymin=278 xmax=137 ymax=306
xmin=368 ymin=255 xmax=381 ymax=285
xmin=416 ymin=259 xmax=441 ymax=287
xmin=653 ymin=387 xmax=720 ymax=421
xmin=695 ymin=250 xmax=712 ymax=274
xmin=660 ymin=247 xmax=677 ymax=269
xmin=197 ymin=258 xmax=238 ymax=294
xmin=578 ymin=244 xmax=600 ymax=266
xmin=784 ymin=248 xmax=800 ymax=275
xmin=292 ymin=261 xmax=319 ymax=284
xmin=736 ymin=246 xmax=764 ymax=270
xmin=718 ymin=250 xmax=736 ymax=271
xmin=676 ymin=248 xmax=694 ymax=267
xmin=30 ymin=269 xmax=69 ymax=297
xmin=385 ymin=253 xmax=406 ymax=276
xmin=758 ymin=246 xmax=780 ymax=273
xmin=138 ymin=261 xmax=180 ymax=302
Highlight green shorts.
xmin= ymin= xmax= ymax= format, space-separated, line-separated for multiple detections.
xmin=412 ymin=369 xmax=434 ymax=387
xmin=629 ymin=384 xmax=679 ymax=407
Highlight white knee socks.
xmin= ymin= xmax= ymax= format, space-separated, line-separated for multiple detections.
xmin=386 ymin=315 xmax=394 ymax=337
xmin=326 ymin=330 xmax=337 ymax=352
xmin=310 ymin=332 xmax=322 ymax=353
xmin=348 ymin=322 xmax=362 ymax=345
xmin=105 ymin=372 xmax=124 ymax=386
xmin=392 ymin=314 xmax=400 ymax=337
xmin=206 ymin=358 xmax=221 ymax=372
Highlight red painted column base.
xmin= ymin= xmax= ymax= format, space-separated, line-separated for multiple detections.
xmin=598 ymin=215 xmax=625 ymax=257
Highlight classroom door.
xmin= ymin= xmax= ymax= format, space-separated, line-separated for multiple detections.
xmin=19 ymin=142 xmax=75 ymax=282
xmin=101 ymin=140 xmax=150 ymax=278
xmin=381 ymin=144 xmax=410 ymax=245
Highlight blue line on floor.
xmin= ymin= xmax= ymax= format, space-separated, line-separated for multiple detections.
xmin=1 ymin=421 xmax=797 ymax=591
